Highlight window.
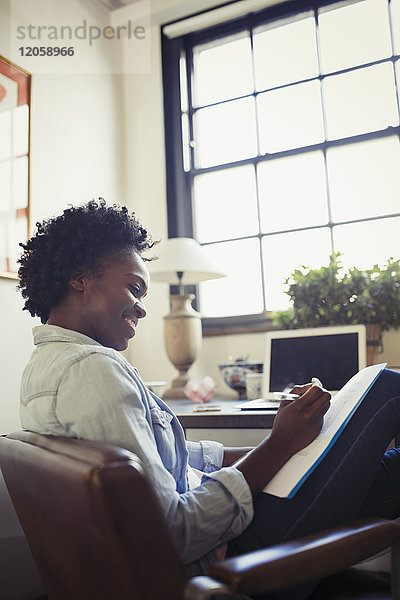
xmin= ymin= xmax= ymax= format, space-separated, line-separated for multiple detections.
xmin=0 ymin=55 xmax=31 ymax=278
xmin=162 ymin=0 xmax=400 ymax=330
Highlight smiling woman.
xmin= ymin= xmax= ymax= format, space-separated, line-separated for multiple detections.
xmin=17 ymin=199 xmax=400 ymax=598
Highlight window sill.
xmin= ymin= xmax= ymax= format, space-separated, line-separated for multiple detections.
xmin=202 ymin=313 xmax=278 ymax=337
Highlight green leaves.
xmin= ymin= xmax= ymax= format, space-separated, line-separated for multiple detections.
xmin=273 ymin=253 xmax=400 ymax=332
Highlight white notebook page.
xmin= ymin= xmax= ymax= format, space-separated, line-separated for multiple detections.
xmin=263 ymin=363 xmax=386 ymax=498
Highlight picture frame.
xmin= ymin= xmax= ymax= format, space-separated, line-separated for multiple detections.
xmin=0 ymin=55 xmax=31 ymax=279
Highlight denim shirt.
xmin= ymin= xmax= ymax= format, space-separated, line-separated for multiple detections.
xmin=20 ymin=325 xmax=253 ymax=576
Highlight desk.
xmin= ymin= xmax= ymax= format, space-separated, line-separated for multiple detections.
xmin=166 ymin=396 xmax=277 ymax=432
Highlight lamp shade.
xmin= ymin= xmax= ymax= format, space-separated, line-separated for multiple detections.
xmin=149 ymin=237 xmax=226 ymax=285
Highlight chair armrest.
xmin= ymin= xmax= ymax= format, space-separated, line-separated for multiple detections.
xmin=184 ymin=576 xmax=232 ymax=600
xmin=201 ymin=517 xmax=400 ymax=597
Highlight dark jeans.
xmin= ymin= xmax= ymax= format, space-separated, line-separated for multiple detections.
xmin=227 ymin=369 xmax=400 ymax=599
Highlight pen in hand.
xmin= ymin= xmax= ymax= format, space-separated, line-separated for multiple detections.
xmin=273 ymin=378 xmax=324 ymax=401
xmin=311 ymin=377 xmax=323 ymax=389
xmin=273 ymin=391 xmax=300 ymax=400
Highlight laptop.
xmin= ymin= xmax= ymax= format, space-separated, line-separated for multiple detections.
xmin=238 ymin=325 xmax=367 ymax=410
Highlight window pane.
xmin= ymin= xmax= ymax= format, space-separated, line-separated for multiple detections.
xmin=181 ymin=113 xmax=190 ymax=172
xmin=15 ymin=212 xmax=28 ymax=252
xmin=0 ymin=161 xmax=11 ymax=211
xmin=0 ymin=220 xmax=6 ymax=271
xmin=258 ymin=152 xmax=328 ymax=232
xmin=13 ymin=104 xmax=29 ymax=156
xmin=193 ymin=34 xmax=253 ymax=106
xmin=392 ymin=0 xmax=400 ymax=54
xmin=395 ymin=61 xmax=400 ymax=98
xmin=13 ymin=156 xmax=28 ymax=210
xmin=0 ymin=110 xmax=11 ymax=160
xmin=199 ymin=238 xmax=263 ymax=317
xmin=180 ymin=55 xmax=188 ymax=113
xmin=195 ymin=97 xmax=257 ymax=168
xmin=5 ymin=213 xmax=21 ymax=273
xmin=318 ymin=0 xmax=392 ymax=73
xmin=0 ymin=73 xmax=18 ymax=110
xmin=194 ymin=165 xmax=258 ymax=243
xmin=327 ymin=136 xmax=400 ymax=222
xmin=262 ymin=228 xmax=332 ymax=310
xmin=5 ymin=212 xmax=27 ymax=272
xmin=324 ymin=63 xmax=398 ymax=140
xmin=0 ymin=210 xmax=17 ymax=272
xmin=257 ymin=81 xmax=324 ymax=153
xmin=333 ymin=217 xmax=400 ymax=269
xmin=253 ymin=12 xmax=318 ymax=90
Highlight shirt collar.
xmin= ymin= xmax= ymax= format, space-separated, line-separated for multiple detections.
xmin=33 ymin=324 xmax=103 ymax=347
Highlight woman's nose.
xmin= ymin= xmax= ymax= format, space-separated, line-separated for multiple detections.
xmin=134 ymin=300 xmax=146 ymax=319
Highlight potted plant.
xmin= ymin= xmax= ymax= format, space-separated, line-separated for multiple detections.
xmin=273 ymin=253 xmax=400 ymax=365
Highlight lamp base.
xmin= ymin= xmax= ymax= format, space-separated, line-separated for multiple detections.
xmin=162 ymin=374 xmax=190 ymax=399
xmin=162 ymin=294 xmax=202 ymax=400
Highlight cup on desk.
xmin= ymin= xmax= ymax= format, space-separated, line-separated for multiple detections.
xmin=245 ymin=373 xmax=263 ymax=400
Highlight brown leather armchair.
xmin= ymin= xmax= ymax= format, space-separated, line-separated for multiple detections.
xmin=1 ymin=430 xmax=400 ymax=600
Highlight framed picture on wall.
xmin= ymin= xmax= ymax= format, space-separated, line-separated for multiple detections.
xmin=0 ymin=55 xmax=31 ymax=279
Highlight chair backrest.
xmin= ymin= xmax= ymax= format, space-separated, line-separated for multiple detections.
xmin=0 ymin=431 xmax=187 ymax=600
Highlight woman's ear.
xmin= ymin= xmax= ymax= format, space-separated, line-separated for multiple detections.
xmin=69 ymin=271 xmax=87 ymax=292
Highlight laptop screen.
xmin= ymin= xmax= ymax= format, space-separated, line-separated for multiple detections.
xmin=263 ymin=325 xmax=367 ymax=395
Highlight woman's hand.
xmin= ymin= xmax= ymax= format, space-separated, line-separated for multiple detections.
xmin=234 ymin=383 xmax=331 ymax=495
xmin=270 ymin=384 xmax=331 ymax=456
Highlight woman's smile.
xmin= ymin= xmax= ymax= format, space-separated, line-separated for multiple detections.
xmin=123 ymin=315 xmax=137 ymax=337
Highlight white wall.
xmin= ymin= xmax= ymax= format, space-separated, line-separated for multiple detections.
xmin=0 ymin=0 xmax=125 ymax=434
xmin=117 ymin=8 xmax=173 ymax=383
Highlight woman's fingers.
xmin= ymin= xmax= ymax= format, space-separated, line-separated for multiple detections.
xmin=312 ymin=395 xmax=331 ymax=420
xmin=291 ymin=383 xmax=312 ymax=396
xmin=295 ymin=383 xmax=331 ymax=409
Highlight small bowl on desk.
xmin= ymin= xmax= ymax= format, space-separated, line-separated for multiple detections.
xmin=219 ymin=360 xmax=263 ymax=399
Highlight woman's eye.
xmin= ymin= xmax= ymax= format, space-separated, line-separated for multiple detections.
xmin=129 ymin=285 xmax=140 ymax=296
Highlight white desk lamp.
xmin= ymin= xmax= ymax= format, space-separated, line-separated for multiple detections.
xmin=149 ymin=237 xmax=225 ymax=399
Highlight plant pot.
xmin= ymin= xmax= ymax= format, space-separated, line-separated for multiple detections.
xmin=366 ymin=323 xmax=382 ymax=366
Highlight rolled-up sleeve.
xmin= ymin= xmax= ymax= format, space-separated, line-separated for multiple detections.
xmin=202 ymin=465 xmax=253 ymax=516
xmin=186 ymin=439 xmax=224 ymax=472
xmin=176 ymin=469 xmax=254 ymax=563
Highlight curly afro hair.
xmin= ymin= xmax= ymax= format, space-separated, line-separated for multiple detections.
xmin=18 ymin=199 xmax=155 ymax=323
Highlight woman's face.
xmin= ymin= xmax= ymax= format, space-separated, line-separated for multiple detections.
xmin=77 ymin=250 xmax=150 ymax=351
